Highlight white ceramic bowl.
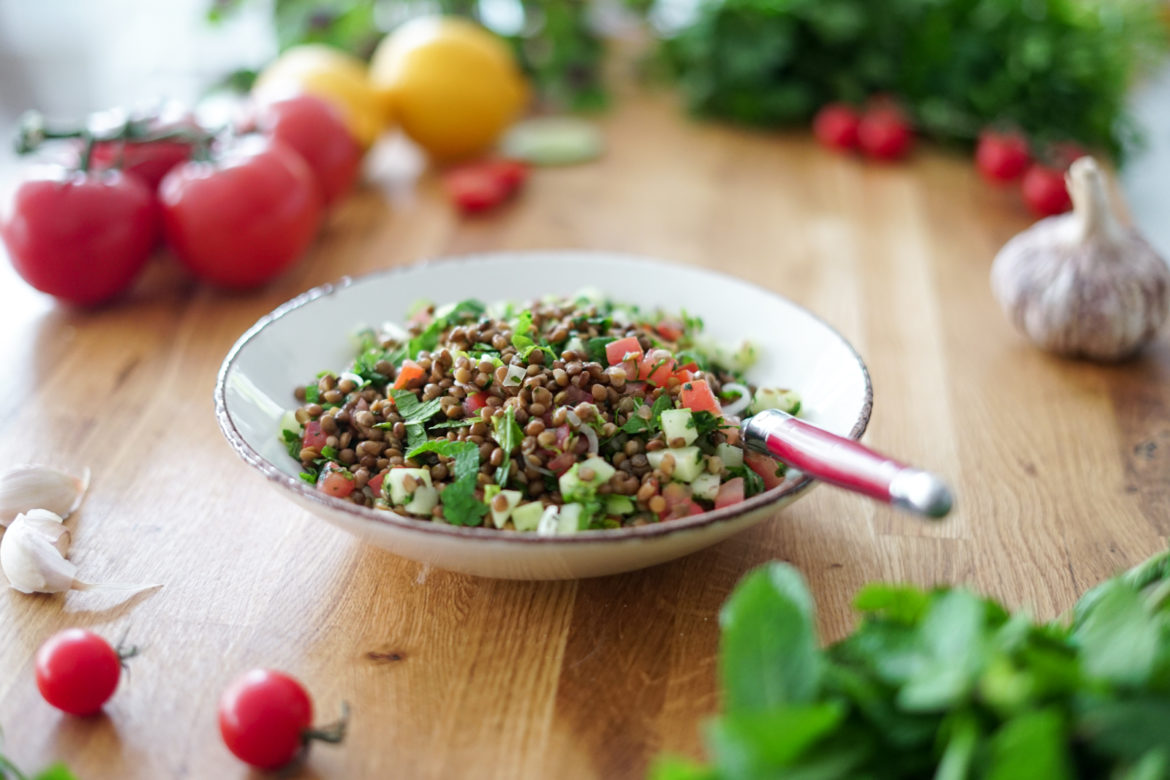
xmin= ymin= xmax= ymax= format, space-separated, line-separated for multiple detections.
xmin=214 ymin=251 xmax=872 ymax=579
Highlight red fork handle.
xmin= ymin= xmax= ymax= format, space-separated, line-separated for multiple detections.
xmin=741 ymin=409 xmax=953 ymax=519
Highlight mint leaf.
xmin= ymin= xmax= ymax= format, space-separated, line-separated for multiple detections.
xmin=388 ymin=389 xmax=442 ymax=425
xmin=985 ymin=709 xmax=1073 ymax=780
xmin=719 ymin=563 xmax=821 ymax=712
xmin=1073 ymin=579 xmax=1160 ymax=687
xmin=33 ymin=765 xmax=79 ymax=780
xmin=705 ymin=703 xmax=845 ymax=775
xmin=492 ymin=406 xmax=523 ymax=486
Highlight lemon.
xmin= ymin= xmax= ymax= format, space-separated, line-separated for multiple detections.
xmin=255 ymin=44 xmax=386 ymax=148
xmin=369 ymin=17 xmax=528 ymax=161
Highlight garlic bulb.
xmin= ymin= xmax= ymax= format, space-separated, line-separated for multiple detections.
xmin=0 ymin=465 xmax=90 ymax=527
xmin=991 ymin=157 xmax=1170 ymax=360
xmin=0 ymin=509 xmax=160 ymax=595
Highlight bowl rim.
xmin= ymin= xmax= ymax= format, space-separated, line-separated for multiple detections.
xmin=213 ymin=250 xmax=873 ymax=544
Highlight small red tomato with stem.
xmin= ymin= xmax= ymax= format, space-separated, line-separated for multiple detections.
xmin=36 ymin=629 xmax=138 ymax=716
xmin=1 ymin=163 xmax=158 ymax=306
xmin=160 ymin=136 xmax=323 ymax=289
xmin=812 ymin=103 xmax=861 ymax=151
xmin=256 ymin=94 xmax=363 ymax=206
xmin=975 ymin=129 xmax=1031 ymax=183
xmin=218 ymin=669 xmax=347 ymax=770
xmin=858 ymin=106 xmax=914 ymax=161
xmin=1021 ymin=164 xmax=1072 ymax=217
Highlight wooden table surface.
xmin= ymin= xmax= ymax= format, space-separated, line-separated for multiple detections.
xmin=1 ymin=93 xmax=1168 ymax=779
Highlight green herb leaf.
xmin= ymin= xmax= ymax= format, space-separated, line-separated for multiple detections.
xmin=1073 ymin=579 xmax=1160 ymax=687
xmin=33 ymin=763 xmax=80 ymax=780
xmin=719 ymin=563 xmax=821 ymax=712
xmin=388 ymin=389 xmax=442 ymax=425
xmin=304 ymin=385 xmax=320 ymax=403
xmin=405 ymin=439 xmax=486 ymax=526
xmin=584 ymin=336 xmax=611 ymax=364
xmin=492 ymin=406 xmax=524 ymax=486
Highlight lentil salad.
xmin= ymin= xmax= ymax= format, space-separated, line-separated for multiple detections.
xmin=281 ymin=293 xmax=802 ymax=533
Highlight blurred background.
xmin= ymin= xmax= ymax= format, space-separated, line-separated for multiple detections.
xmin=0 ymin=0 xmax=1167 ymax=249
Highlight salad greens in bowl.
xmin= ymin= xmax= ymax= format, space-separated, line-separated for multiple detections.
xmin=214 ymin=251 xmax=872 ymax=579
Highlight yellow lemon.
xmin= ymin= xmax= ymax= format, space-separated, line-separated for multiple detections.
xmin=255 ymin=44 xmax=386 ymax=148
xmin=369 ymin=17 xmax=528 ymax=161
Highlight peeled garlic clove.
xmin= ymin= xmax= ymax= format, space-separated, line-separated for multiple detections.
xmin=0 ymin=509 xmax=160 ymax=596
xmin=991 ymin=157 xmax=1170 ymax=361
xmin=0 ymin=465 xmax=91 ymax=527
xmin=1 ymin=510 xmax=77 ymax=593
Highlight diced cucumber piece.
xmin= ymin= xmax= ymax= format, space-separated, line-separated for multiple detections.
xmin=559 ymin=457 xmax=615 ymax=501
xmin=386 ymin=468 xmax=433 ymax=505
xmin=646 ymin=446 xmax=704 ymax=482
xmin=750 ymin=387 xmax=802 ymax=416
xmin=706 ymin=339 xmax=759 ymax=373
xmin=279 ymin=411 xmax=301 ymax=437
xmin=489 ymin=489 xmax=523 ymax=529
xmin=557 ymin=503 xmax=584 ymax=534
xmin=502 ymin=117 xmax=603 ymax=166
xmin=580 ymin=456 xmax=616 ymax=483
xmin=405 ymin=485 xmax=438 ymax=515
xmin=716 ymin=443 xmax=744 ymax=469
xmin=511 ymin=501 xmax=545 ymax=532
xmin=563 ymin=336 xmax=586 ymax=358
xmin=660 ymin=409 xmax=697 ymax=446
xmin=536 ymin=505 xmax=560 ymax=536
xmin=605 ymin=495 xmax=635 ymax=515
xmin=692 ymin=472 xmax=720 ymax=501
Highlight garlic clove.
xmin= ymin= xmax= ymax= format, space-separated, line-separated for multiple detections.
xmin=1 ymin=510 xmax=77 ymax=593
xmin=0 ymin=509 xmax=160 ymax=596
xmin=0 ymin=465 xmax=91 ymax=528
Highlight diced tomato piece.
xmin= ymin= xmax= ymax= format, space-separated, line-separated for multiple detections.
xmin=408 ymin=308 xmax=432 ymax=326
xmin=714 ymin=477 xmax=745 ymax=509
xmin=392 ymin=359 xmax=425 ymax=390
xmin=547 ymin=452 xmax=576 ymax=475
xmin=677 ymin=362 xmax=699 ymax=372
xmin=553 ymin=424 xmax=572 ymax=451
xmin=655 ymin=320 xmax=684 ymax=341
xmin=661 ymin=483 xmax=692 ymax=519
xmin=680 ymin=379 xmax=721 ymax=416
xmin=367 ymin=470 xmax=387 ymax=497
xmin=463 ymin=391 xmax=489 ymax=416
xmin=686 ymin=501 xmax=706 ymax=516
xmin=638 ymin=351 xmax=676 ymax=386
xmin=302 ymin=420 xmax=327 ymax=450
xmin=724 ymin=427 xmax=741 ymax=446
xmin=744 ymin=451 xmax=786 ymax=491
xmin=318 ymin=466 xmax=355 ymax=498
xmin=444 ymin=166 xmax=509 ymax=213
xmin=674 ymin=369 xmax=695 ymax=384
xmin=605 ymin=336 xmax=644 ymax=367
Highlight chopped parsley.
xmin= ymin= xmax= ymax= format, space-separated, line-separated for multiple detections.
xmin=281 ymin=429 xmax=302 ymax=459
xmin=621 ymin=395 xmax=675 ymax=435
xmin=387 ymin=389 xmax=444 ymax=451
xmin=303 ymin=385 xmax=320 ymax=403
xmin=691 ymin=410 xmax=730 ymax=438
xmin=405 ymin=439 xmax=486 ymax=526
xmin=584 ymin=336 xmax=612 ymax=364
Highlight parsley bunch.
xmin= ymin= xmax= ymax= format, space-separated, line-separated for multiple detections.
xmin=661 ymin=0 xmax=1167 ymax=160
xmin=655 ymin=548 xmax=1170 ymax=779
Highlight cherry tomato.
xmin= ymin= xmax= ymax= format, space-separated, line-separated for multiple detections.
xmin=90 ymin=140 xmax=193 ymax=191
xmin=219 ymin=669 xmax=313 ymax=770
xmin=975 ymin=130 xmax=1030 ymax=183
xmin=858 ymin=107 xmax=913 ymax=161
xmin=257 ymin=95 xmax=362 ymax=206
xmin=481 ymin=159 xmax=528 ymax=190
xmin=1 ymin=168 xmax=157 ymax=305
xmin=444 ymin=166 xmax=509 ymax=213
xmin=812 ymin=103 xmax=861 ymax=151
xmin=1021 ymin=164 xmax=1072 ymax=217
xmin=36 ymin=629 xmax=123 ymax=716
xmin=159 ymin=137 xmax=322 ymax=289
